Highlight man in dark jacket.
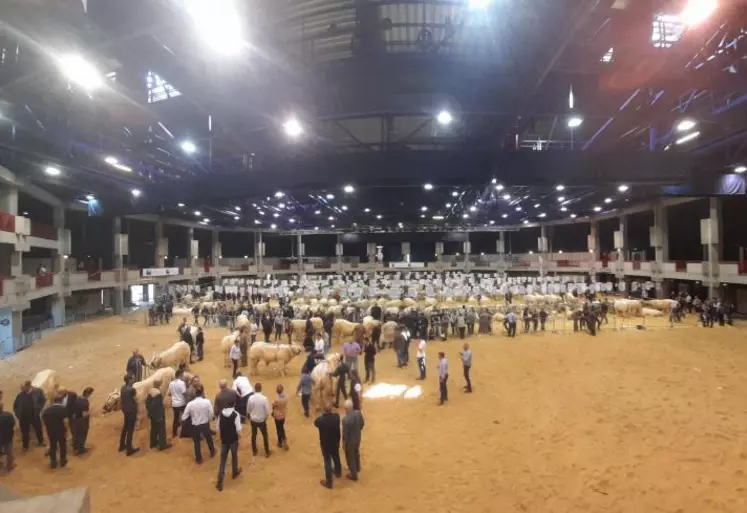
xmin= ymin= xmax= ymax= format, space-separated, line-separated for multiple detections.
xmin=125 ymin=349 xmax=146 ymax=382
xmin=331 ymin=360 xmax=349 ymax=408
xmin=0 ymin=399 xmax=15 ymax=472
xmin=72 ymin=387 xmax=94 ymax=455
xmin=314 ymin=404 xmax=342 ymax=489
xmin=42 ymin=394 xmax=68 ymax=469
xmin=195 ymin=328 xmax=205 ymax=362
xmin=145 ymin=380 xmax=172 ymax=451
xmin=216 ymin=398 xmax=242 ymax=491
xmin=13 ymin=381 xmax=45 ymax=451
xmin=342 ymin=399 xmax=365 ymax=481
xmin=213 ymin=380 xmax=239 ymax=417
xmin=118 ymin=375 xmax=140 ymax=456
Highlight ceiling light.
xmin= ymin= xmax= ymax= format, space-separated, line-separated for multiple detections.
xmin=529 ymin=250 xmax=534 ymax=254
xmin=735 ymin=166 xmax=747 ymax=174
xmin=560 ymin=207 xmax=568 ymax=212
xmin=289 ymin=218 xmax=295 ymax=223
xmin=618 ymin=184 xmax=629 ymax=192
xmin=567 ymin=116 xmax=583 ymax=128
xmin=258 ymin=211 xmax=265 ymax=215
xmin=675 ymin=131 xmax=700 ymax=145
xmin=104 ymin=156 xmax=118 ymax=165
xmin=234 ymin=206 xmax=241 ymax=211
xmin=278 ymin=202 xmax=286 ymax=209
xmin=331 ymin=225 xmax=335 ymax=228
xmin=501 ymin=194 xmax=510 ymax=201
xmin=194 ymin=210 xmax=201 ymax=216
xmin=491 ymin=178 xmax=497 ymax=184
xmin=181 ymin=140 xmax=197 ymax=154
xmin=420 ymin=214 xmax=426 ymax=219
xmin=436 ymin=110 xmax=453 ymax=126
xmin=275 ymin=191 xmax=285 ymax=198
xmin=203 ymin=218 xmax=209 ymax=223
xmin=314 ymin=227 xmax=319 ymax=231
xmin=398 ymin=222 xmax=404 ymax=228
xmin=675 ymin=119 xmax=697 ymax=132
xmin=680 ymin=0 xmax=717 ymax=27
xmin=558 ymin=196 xmax=565 ymax=202
xmin=424 ymin=183 xmax=434 ymax=191
xmin=58 ymin=54 xmax=102 ymax=91
xmin=469 ymin=206 xmax=477 ymax=212
xmin=342 ymin=205 xmax=348 ymax=211
xmin=556 ymin=184 xmax=565 ymax=191
xmin=570 ymin=214 xmax=577 ymax=218
xmin=184 ymin=0 xmax=244 ymax=55
xmin=131 ymin=189 xmax=141 ymax=197
xmin=234 ymin=215 xmax=240 ymax=220
xmin=343 ymin=185 xmax=355 ymax=193
xmin=283 ymin=118 xmax=303 ymax=138
xmin=523 ymin=220 xmax=529 ymax=225
xmin=45 ymin=166 xmax=61 ymax=176
xmin=558 ymin=250 xmax=563 ymax=254
xmin=468 ymin=0 xmax=492 ymax=10
xmin=85 ymin=194 xmax=94 ymax=201
xmin=328 ymin=216 xmax=334 ymax=221
xmin=462 ymin=213 xmax=469 ymax=219
xmin=593 ymin=206 xmax=602 ymax=212
xmin=502 ymin=214 xmax=508 ymax=219
xmin=451 ymin=191 xmax=459 ymax=197
xmin=178 ymin=203 xmax=185 ymax=207
xmin=421 ymin=206 xmax=428 ymax=212
xmin=273 ymin=213 xmax=280 ymax=218
xmin=254 ymin=220 xmax=261 ymax=224
xmin=433 ymin=215 xmax=444 ymax=220
xmin=515 ymin=206 xmax=522 ymax=211
xmin=539 ymin=213 xmax=546 ymax=218
xmin=326 ymin=194 xmax=334 ymax=200
xmin=495 ymin=184 xmax=504 ymax=191
xmin=444 ymin=203 xmax=452 ymax=209
xmin=489 ymin=220 xmax=495 ymax=225
xmin=271 ymin=223 xmax=277 ymax=229
xmin=534 ymin=203 xmax=540 ymax=208
xmin=314 ymin=210 xmax=321 ymax=215
xmin=376 ymin=215 xmax=382 ymax=220
xmin=604 ymin=197 xmax=612 ymax=203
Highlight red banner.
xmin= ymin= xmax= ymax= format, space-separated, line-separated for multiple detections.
xmin=0 ymin=211 xmax=15 ymax=233
xmin=30 ymin=221 xmax=58 ymax=240
xmin=675 ymin=261 xmax=687 ymax=272
xmin=36 ymin=273 xmax=54 ymax=288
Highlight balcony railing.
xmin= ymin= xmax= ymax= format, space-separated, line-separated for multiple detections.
xmin=0 ymin=211 xmax=15 ymax=233
xmin=88 ymin=271 xmax=102 ymax=282
xmin=35 ymin=273 xmax=54 ymax=289
xmin=30 ymin=221 xmax=58 ymax=240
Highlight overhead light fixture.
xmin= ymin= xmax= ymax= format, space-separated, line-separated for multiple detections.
xmin=314 ymin=226 xmax=319 ymax=231
xmin=58 ymin=54 xmax=103 ymax=91
xmin=326 ymin=193 xmax=335 ymax=200
xmin=675 ymin=131 xmax=700 ymax=145
xmin=421 ymin=206 xmax=428 ymax=212
xmin=676 ymin=119 xmax=697 ymax=132
xmin=194 ymin=210 xmax=201 ymax=216
xmin=178 ymin=203 xmax=185 ymax=207
xmin=570 ymin=213 xmax=577 ymax=218
xmin=735 ymin=165 xmax=747 ymax=174
xmin=273 ymin=213 xmax=280 ymax=218
xmin=341 ymin=205 xmax=348 ymax=211
xmin=558 ymin=196 xmax=566 ymax=202
xmin=234 ymin=215 xmax=240 ymax=220
xmin=275 ymin=191 xmax=285 ymax=198
xmin=436 ymin=110 xmax=453 ymax=126
xmin=314 ymin=210 xmax=321 ymax=215
xmin=432 ymin=215 xmax=444 ymax=220
xmin=556 ymin=184 xmax=565 ymax=191
xmin=258 ymin=211 xmax=265 ymax=216
xmin=528 ymin=250 xmax=533 ymax=254
xmin=680 ymin=0 xmax=717 ymax=27
xmin=131 ymin=189 xmax=141 ymax=197
xmin=271 ymin=223 xmax=277 ymax=229
xmin=85 ymin=194 xmax=95 ymax=201
xmin=104 ymin=156 xmax=118 ymax=165
xmin=420 ymin=214 xmax=426 ymax=219
xmin=451 ymin=191 xmax=458 ymax=197
xmin=468 ymin=0 xmax=492 ymax=10
xmin=462 ymin=214 xmax=469 ymax=219
xmin=502 ymin=194 xmax=511 ymax=201
xmin=424 ymin=183 xmax=434 ymax=191
xmin=502 ymin=213 xmax=508 ymax=219
xmin=469 ymin=206 xmax=477 ymax=212
xmin=539 ymin=213 xmax=546 ymax=218
xmin=184 ymin=0 xmax=244 ymax=55
xmin=560 ymin=207 xmax=568 ymax=212
xmin=331 ymin=225 xmax=335 ymax=228
xmin=289 ymin=218 xmax=295 ymax=224
xmin=376 ymin=215 xmax=382 ymax=220
xmin=618 ymin=184 xmax=629 ymax=192
xmin=234 ymin=206 xmax=241 ymax=211
xmin=181 ymin=140 xmax=197 ymax=154
xmin=523 ymin=220 xmax=529 ymax=225
xmin=328 ymin=216 xmax=334 ymax=221
xmin=489 ymin=220 xmax=495 ymax=225
xmin=567 ymin=116 xmax=583 ymax=128
xmin=203 ymin=218 xmax=210 ymax=223
xmin=604 ymin=197 xmax=612 ymax=204
xmin=278 ymin=202 xmax=286 ymax=209
xmin=254 ymin=220 xmax=261 ymax=224
xmin=534 ymin=203 xmax=540 ymax=208
xmin=515 ymin=206 xmax=522 ymax=212
xmin=593 ymin=206 xmax=602 ymax=212
xmin=283 ymin=118 xmax=303 ymax=138
xmin=343 ymin=185 xmax=355 ymax=193
xmin=491 ymin=178 xmax=497 ymax=184
xmin=45 ymin=166 xmax=62 ymax=176
xmin=364 ymin=208 xmax=370 ymax=213
xmin=495 ymin=184 xmax=504 ymax=191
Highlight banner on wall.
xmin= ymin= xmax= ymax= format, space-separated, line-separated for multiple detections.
xmin=142 ymin=267 xmax=180 ymax=277
xmin=0 ymin=308 xmax=13 ymax=356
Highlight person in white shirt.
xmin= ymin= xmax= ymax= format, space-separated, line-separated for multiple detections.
xmin=181 ymin=385 xmax=215 ymax=464
xmin=416 ymin=339 xmax=427 ymax=380
xmin=246 ymin=383 xmax=272 ymax=458
xmin=250 ymin=321 xmax=259 ymax=343
xmin=314 ymin=334 xmax=326 ymax=360
xmin=168 ymin=370 xmax=188 ymax=438
xmin=232 ymin=373 xmax=253 ymax=423
xmin=229 ymin=340 xmax=241 ymax=378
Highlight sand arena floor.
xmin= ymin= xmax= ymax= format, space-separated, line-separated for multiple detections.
xmin=2 ymin=316 xmax=747 ymax=513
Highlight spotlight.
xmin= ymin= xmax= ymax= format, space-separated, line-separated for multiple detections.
xmin=376 ymin=215 xmax=382 ymax=220
xmin=451 ymin=191 xmax=459 ymax=197
xmin=181 ymin=140 xmax=197 ymax=154
xmin=289 ymin=218 xmax=295 ymax=223
xmin=275 ymin=191 xmax=285 ymax=198
xmin=676 ymin=119 xmax=697 ymax=132
xmin=314 ymin=227 xmax=319 ymax=231
xmin=131 ymin=189 xmax=141 ymax=197
xmin=234 ymin=206 xmax=241 ymax=211
xmin=85 ymin=194 xmax=94 ymax=201
xmin=445 ymin=203 xmax=452 ymax=208
xmin=342 ymin=205 xmax=348 ymax=211
xmin=104 ymin=156 xmax=118 ymax=165
xmin=560 ymin=207 xmax=568 ymax=212
xmin=398 ymin=222 xmax=404 ymax=228
xmin=178 ymin=203 xmax=185 ymax=207
xmin=468 ymin=0 xmax=492 ymax=9
xmin=489 ymin=220 xmax=495 ymax=225
xmin=420 ymin=214 xmax=425 ymax=219
xmin=556 ymin=184 xmax=565 ymax=191
xmin=680 ymin=0 xmax=717 ymax=27
xmin=184 ymin=0 xmax=244 ymax=55
xmin=45 ymin=166 xmax=62 ymax=176
xmin=278 ymin=203 xmax=286 ymax=209
xmin=618 ymin=184 xmax=629 ymax=192
xmin=502 ymin=214 xmax=508 ymax=219
xmin=567 ymin=116 xmax=583 ymax=128
xmin=433 ymin=215 xmax=444 ymax=220
xmin=604 ymin=197 xmax=612 ymax=204
xmin=539 ymin=213 xmax=546 ymax=218
xmin=283 ymin=118 xmax=303 ymax=138
xmin=328 ymin=216 xmax=334 ymax=221
xmin=735 ymin=166 xmax=747 ymax=174
xmin=364 ymin=208 xmax=370 ymax=213
xmin=491 ymin=178 xmax=497 ymax=184
xmin=534 ymin=203 xmax=540 ymax=208
xmin=558 ymin=196 xmax=565 ymax=202
xmin=469 ymin=206 xmax=477 ymax=212
xmin=593 ymin=206 xmax=602 ymax=212
xmin=462 ymin=214 xmax=469 ymax=219
xmin=58 ymin=54 xmax=102 ymax=91
xmin=495 ymin=184 xmax=504 ymax=191
xmin=570 ymin=214 xmax=577 ymax=218
xmin=273 ymin=213 xmax=279 ymax=218
xmin=315 ymin=210 xmax=321 ymax=215
xmin=675 ymin=131 xmax=700 ymax=145
xmin=502 ymin=194 xmax=511 ymax=200
xmin=424 ymin=183 xmax=434 ymax=191
xmin=271 ymin=223 xmax=277 ymax=229
xmin=254 ymin=220 xmax=261 ymax=225
xmin=203 ymin=218 xmax=210 ymax=223
xmin=194 ymin=210 xmax=201 ymax=216
xmin=515 ymin=206 xmax=522 ymax=212
xmin=326 ymin=194 xmax=335 ymax=200
xmin=343 ymin=185 xmax=355 ymax=193
xmin=523 ymin=220 xmax=529 ymax=225
xmin=234 ymin=215 xmax=240 ymax=220
xmin=421 ymin=206 xmax=428 ymax=212
xmin=436 ymin=110 xmax=453 ymax=126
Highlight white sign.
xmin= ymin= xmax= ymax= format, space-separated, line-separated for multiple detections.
xmin=142 ymin=267 xmax=180 ymax=277
xmin=0 ymin=308 xmax=13 ymax=356
xmin=389 ymin=262 xmax=426 ymax=269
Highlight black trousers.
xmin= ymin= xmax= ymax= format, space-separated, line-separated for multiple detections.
xmin=344 ymin=441 xmax=361 ymax=480
xmin=19 ymin=415 xmax=44 ymax=449
xmin=335 ymin=379 xmax=347 ymax=406
xmin=439 ymin=374 xmax=449 ymax=404
xmin=196 ymin=343 xmax=204 ymax=361
xmin=275 ymin=325 xmax=283 ymax=339
xmin=301 ymin=394 xmax=310 ymax=417
xmin=459 ymin=327 xmax=466 ymax=339
xmin=321 ymin=447 xmax=342 ymax=487
xmin=274 ymin=418 xmax=286 ymax=446
xmin=250 ymin=420 xmax=270 ymax=456
xmin=463 ymin=364 xmax=472 ymax=392
xmin=217 ymin=442 xmax=239 ymax=487
xmin=119 ymin=411 xmax=136 ymax=452
xmin=172 ymin=406 xmax=185 ymax=437
xmin=364 ymin=358 xmax=376 ymax=383
xmin=48 ymin=434 xmax=67 ymax=468
xmin=418 ymin=357 xmax=426 ymax=379
xmin=73 ymin=418 xmax=89 ymax=452
xmin=150 ymin=418 xmax=168 ymax=450
xmin=191 ymin=423 xmax=215 ymax=463
xmin=232 ymin=359 xmax=239 ymax=378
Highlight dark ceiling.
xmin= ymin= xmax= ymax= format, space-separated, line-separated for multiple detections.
xmin=0 ymin=0 xmax=746 ymax=232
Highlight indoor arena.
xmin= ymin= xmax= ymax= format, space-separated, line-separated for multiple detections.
xmin=2 ymin=1 xmax=747 ymax=513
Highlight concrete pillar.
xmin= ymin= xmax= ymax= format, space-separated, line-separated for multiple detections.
xmin=462 ymin=234 xmax=471 ymax=271
xmin=401 ymin=242 xmax=411 ymax=263
xmin=211 ymin=229 xmax=220 ymax=268
xmin=52 ymin=207 xmax=65 ymax=273
xmin=185 ymin=227 xmax=194 ymax=270
xmin=0 ymin=187 xmax=19 ymax=215
xmin=155 ymin=220 xmax=165 ymax=268
xmin=617 ymin=215 xmax=629 ymax=261
xmin=336 ymin=234 xmax=343 ymax=272
xmin=256 ymin=231 xmax=264 ymax=274
xmin=113 ymin=217 xmax=124 ymax=315
xmin=589 ymin=220 xmax=600 ymax=260
xmin=10 ymin=249 xmax=22 ymax=277
xmin=538 ymin=226 xmax=549 ymax=276
xmin=653 ymin=204 xmax=669 ymax=263
xmin=297 ymin=234 xmax=304 ymax=273
xmin=12 ymin=310 xmax=22 ymax=348
xmin=435 ymin=241 xmax=444 ymax=262
xmin=706 ymin=197 xmax=722 ymax=299
xmin=51 ymin=295 xmax=65 ymax=327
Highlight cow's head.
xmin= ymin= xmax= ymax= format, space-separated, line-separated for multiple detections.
xmin=150 ymin=356 xmax=162 ymax=369
xmin=289 ymin=344 xmax=303 ymax=357
xmin=102 ymin=388 xmax=121 ymax=413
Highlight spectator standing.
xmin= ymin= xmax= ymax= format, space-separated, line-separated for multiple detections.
xmin=296 ymin=371 xmax=312 ymax=417
xmin=42 ymin=394 xmax=68 ymax=469
xmin=331 ymin=359 xmax=350 ymax=408
xmin=416 ymin=339 xmax=427 ymax=380
xmin=437 ymin=352 xmax=449 ymax=406
xmin=215 ymin=397 xmax=242 ymax=492
xmin=119 ymin=375 xmax=140 ymax=456
xmin=363 ymin=342 xmax=377 ymax=383
xmin=181 ymin=385 xmax=215 ymax=464
xmin=272 ymin=384 xmax=289 ymax=450
xmin=460 ymin=343 xmax=472 ymax=393
xmin=72 ymin=387 xmax=94 ymax=455
xmin=169 ymin=370 xmax=188 ymax=437
xmin=229 ymin=340 xmax=241 ymax=378
xmin=315 ymin=404 xmax=342 ymax=489
xmin=0 ymin=399 xmax=15 ymax=473
xmin=342 ymin=399 xmax=365 ymax=482
xmin=247 ymin=383 xmax=272 ymax=458
xmin=13 ymin=381 xmax=45 ymax=451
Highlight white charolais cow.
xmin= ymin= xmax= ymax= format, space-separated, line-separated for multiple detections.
xmin=248 ymin=341 xmax=303 ymax=376
xmin=150 ymin=342 xmax=191 ymax=369
xmin=332 ymin=319 xmax=359 ymax=343
xmin=613 ymin=299 xmax=643 ymax=317
xmin=221 ymin=331 xmax=240 ymax=367
xmin=102 ymin=367 xmax=176 ymax=417
xmin=311 ymin=353 xmax=342 ymax=411
xmin=31 ymin=369 xmax=60 ymax=401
